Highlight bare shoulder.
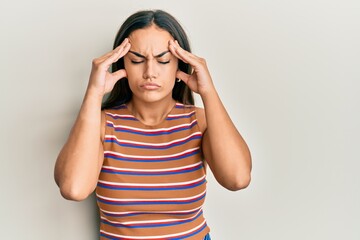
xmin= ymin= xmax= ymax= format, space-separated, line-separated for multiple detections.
xmin=195 ymin=107 xmax=207 ymax=133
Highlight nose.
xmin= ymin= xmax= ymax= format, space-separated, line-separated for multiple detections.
xmin=143 ymin=60 xmax=158 ymax=80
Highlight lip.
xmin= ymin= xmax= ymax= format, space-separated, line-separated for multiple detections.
xmin=140 ymin=82 xmax=161 ymax=90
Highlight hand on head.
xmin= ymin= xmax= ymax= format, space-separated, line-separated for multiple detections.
xmin=168 ymin=39 xmax=215 ymax=96
xmin=88 ymin=38 xmax=131 ymax=96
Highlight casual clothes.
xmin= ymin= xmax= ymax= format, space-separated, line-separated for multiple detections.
xmin=96 ymin=103 xmax=210 ymax=239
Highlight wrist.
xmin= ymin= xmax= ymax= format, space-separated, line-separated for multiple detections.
xmin=200 ymin=85 xmax=218 ymax=102
xmin=78 ymin=89 xmax=103 ymax=122
xmin=80 ymin=87 xmax=104 ymax=112
xmin=85 ymin=85 xmax=105 ymax=101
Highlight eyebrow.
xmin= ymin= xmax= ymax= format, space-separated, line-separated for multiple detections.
xmin=129 ymin=50 xmax=170 ymax=58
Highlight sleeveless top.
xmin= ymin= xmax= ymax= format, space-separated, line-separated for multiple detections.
xmin=96 ymin=102 xmax=210 ymax=239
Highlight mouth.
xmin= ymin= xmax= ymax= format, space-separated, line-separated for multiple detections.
xmin=140 ymin=82 xmax=161 ymax=90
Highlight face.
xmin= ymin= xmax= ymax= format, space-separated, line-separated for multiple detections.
xmin=124 ymin=25 xmax=178 ymax=103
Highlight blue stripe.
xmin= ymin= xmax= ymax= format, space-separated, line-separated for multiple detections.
xmin=166 ymin=112 xmax=195 ymax=120
xmin=101 ymin=164 xmax=203 ymax=176
xmin=100 ymin=225 xmax=208 ymax=240
xmin=174 ymin=223 xmax=208 ymax=239
xmin=97 ymin=179 xmax=206 ymax=191
xmin=97 ymin=193 xmax=206 ymax=206
xmin=100 ymin=210 xmax=202 ymax=229
xmin=106 ymin=121 xmax=197 ymax=136
xmin=99 ymin=233 xmax=117 ymax=239
xmin=104 ymin=149 xmax=200 ymax=163
xmin=102 ymin=210 xmax=200 ymax=218
xmin=174 ymin=104 xmax=194 ymax=109
xmin=106 ymin=115 xmax=138 ymax=121
xmin=104 ymin=135 xmax=201 ymax=150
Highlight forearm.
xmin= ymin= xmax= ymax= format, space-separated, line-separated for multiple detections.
xmin=54 ymin=88 xmax=103 ymax=200
xmin=201 ymin=88 xmax=252 ymax=190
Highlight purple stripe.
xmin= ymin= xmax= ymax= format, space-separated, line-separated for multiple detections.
xmin=97 ymin=178 xmax=206 ymax=191
xmin=104 ymin=134 xmax=201 ymax=150
xmin=97 ymin=192 xmax=206 ymax=206
xmin=101 ymin=164 xmax=203 ymax=176
xmin=104 ymin=149 xmax=200 ymax=162
xmin=166 ymin=111 xmax=196 ymax=120
xmin=106 ymin=120 xmax=198 ymax=136
xmin=101 ymin=209 xmax=201 ymax=218
xmin=100 ymin=210 xmax=203 ymax=229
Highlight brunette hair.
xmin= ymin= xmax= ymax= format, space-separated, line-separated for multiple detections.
xmin=102 ymin=10 xmax=194 ymax=109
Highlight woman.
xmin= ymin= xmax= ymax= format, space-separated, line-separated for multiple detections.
xmin=55 ymin=9 xmax=252 ymax=240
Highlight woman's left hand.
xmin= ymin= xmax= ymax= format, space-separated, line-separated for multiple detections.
xmin=169 ymin=39 xmax=215 ymax=96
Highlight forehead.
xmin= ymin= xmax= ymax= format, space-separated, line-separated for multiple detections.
xmin=128 ymin=25 xmax=174 ymax=55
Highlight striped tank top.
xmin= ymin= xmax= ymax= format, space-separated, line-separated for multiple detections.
xmin=96 ymin=103 xmax=210 ymax=239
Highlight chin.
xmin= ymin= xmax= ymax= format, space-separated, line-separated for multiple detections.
xmin=134 ymin=91 xmax=173 ymax=104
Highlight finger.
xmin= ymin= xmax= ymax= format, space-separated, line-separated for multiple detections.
xmin=105 ymin=38 xmax=130 ymax=60
xmin=110 ymin=69 xmax=127 ymax=82
xmin=113 ymin=42 xmax=131 ymax=62
xmin=168 ymin=41 xmax=188 ymax=63
xmin=102 ymin=42 xmax=131 ymax=66
xmin=176 ymin=70 xmax=191 ymax=84
xmin=174 ymin=40 xmax=202 ymax=66
xmin=170 ymin=40 xmax=202 ymax=68
xmin=97 ymin=38 xmax=130 ymax=63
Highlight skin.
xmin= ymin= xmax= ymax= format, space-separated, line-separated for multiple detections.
xmin=54 ymin=24 xmax=252 ymax=201
xmin=124 ymin=25 xmax=179 ymax=125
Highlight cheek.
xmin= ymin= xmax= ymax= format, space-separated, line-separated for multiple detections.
xmin=164 ymin=60 xmax=178 ymax=77
xmin=124 ymin=60 xmax=141 ymax=80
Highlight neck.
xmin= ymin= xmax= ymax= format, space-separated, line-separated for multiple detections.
xmin=127 ymin=98 xmax=177 ymax=126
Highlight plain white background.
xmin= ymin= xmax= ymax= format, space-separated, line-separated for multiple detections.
xmin=1 ymin=0 xmax=359 ymax=239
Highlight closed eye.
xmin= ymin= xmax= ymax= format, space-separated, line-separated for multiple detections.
xmin=130 ymin=60 xmax=170 ymax=64
xmin=131 ymin=60 xmax=144 ymax=64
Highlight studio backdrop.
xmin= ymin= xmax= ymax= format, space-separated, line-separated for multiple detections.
xmin=1 ymin=0 xmax=359 ymax=239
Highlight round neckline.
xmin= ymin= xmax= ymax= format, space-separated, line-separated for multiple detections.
xmin=124 ymin=102 xmax=178 ymax=128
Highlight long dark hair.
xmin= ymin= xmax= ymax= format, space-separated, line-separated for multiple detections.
xmin=102 ymin=10 xmax=194 ymax=109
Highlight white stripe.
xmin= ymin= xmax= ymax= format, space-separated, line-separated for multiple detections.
xmin=104 ymin=147 xmax=199 ymax=159
xmin=96 ymin=189 xmax=206 ymax=202
xmin=102 ymin=161 xmax=202 ymax=173
xmin=98 ymin=175 xmax=206 ymax=187
xmin=106 ymin=119 xmax=197 ymax=132
xmin=99 ymin=205 xmax=203 ymax=216
xmin=106 ymin=111 xmax=195 ymax=119
xmin=104 ymin=131 xmax=202 ymax=147
xmin=167 ymin=110 xmax=196 ymax=118
xmin=105 ymin=112 xmax=134 ymax=118
xmin=100 ymin=208 xmax=202 ymax=225
xmin=100 ymin=219 xmax=206 ymax=239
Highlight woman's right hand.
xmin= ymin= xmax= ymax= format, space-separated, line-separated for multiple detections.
xmin=88 ymin=38 xmax=131 ymax=96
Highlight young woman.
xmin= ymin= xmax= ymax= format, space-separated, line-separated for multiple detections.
xmin=55 ymin=10 xmax=252 ymax=240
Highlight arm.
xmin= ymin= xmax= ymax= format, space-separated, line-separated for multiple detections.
xmin=200 ymin=93 xmax=252 ymax=191
xmin=54 ymin=38 xmax=131 ymax=201
xmin=169 ymin=40 xmax=252 ymax=191
xmin=54 ymin=91 xmax=105 ymax=201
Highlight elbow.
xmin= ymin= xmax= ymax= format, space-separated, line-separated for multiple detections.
xmin=226 ymin=149 xmax=252 ymax=191
xmin=225 ymin=173 xmax=251 ymax=192
xmin=58 ymin=183 xmax=91 ymax=202
xmin=54 ymin=167 xmax=93 ymax=201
